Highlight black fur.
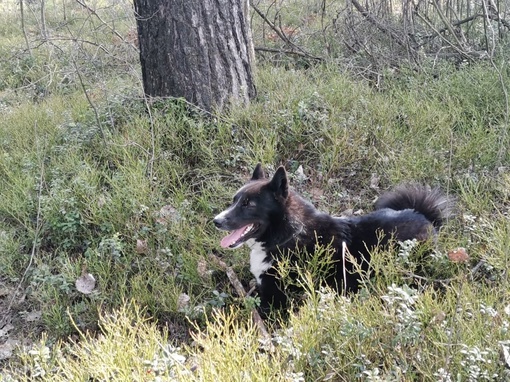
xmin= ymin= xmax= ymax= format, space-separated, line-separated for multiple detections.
xmin=214 ymin=164 xmax=452 ymax=316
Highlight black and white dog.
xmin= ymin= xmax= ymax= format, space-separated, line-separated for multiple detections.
xmin=214 ymin=164 xmax=451 ymax=315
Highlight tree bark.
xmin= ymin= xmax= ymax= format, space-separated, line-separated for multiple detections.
xmin=133 ymin=0 xmax=256 ymax=113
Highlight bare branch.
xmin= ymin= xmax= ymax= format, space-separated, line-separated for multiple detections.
xmin=251 ymin=3 xmax=323 ymax=62
xmin=349 ymin=0 xmax=409 ymax=48
xmin=414 ymin=13 xmax=485 ymax=49
xmin=255 ymin=46 xmax=323 ymax=61
xmin=431 ymin=0 xmax=465 ymax=49
xmin=209 ymin=253 xmax=273 ymax=349
xmin=71 ymin=57 xmax=106 ymax=143
xmin=414 ymin=11 xmax=474 ymax=61
xmin=19 ymin=0 xmax=32 ymax=57
xmin=75 ymin=0 xmax=138 ymax=51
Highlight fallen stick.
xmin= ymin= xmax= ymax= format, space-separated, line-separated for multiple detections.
xmin=208 ymin=254 xmax=273 ymax=347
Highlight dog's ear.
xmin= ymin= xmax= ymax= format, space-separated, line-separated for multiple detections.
xmin=251 ymin=163 xmax=265 ymax=180
xmin=269 ymin=166 xmax=288 ymax=198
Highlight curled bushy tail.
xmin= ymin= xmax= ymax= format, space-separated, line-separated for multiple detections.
xmin=375 ymin=184 xmax=453 ymax=228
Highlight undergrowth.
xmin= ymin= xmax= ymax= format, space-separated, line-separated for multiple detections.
xmin=1 ymin=0 xmax=510 ymax=380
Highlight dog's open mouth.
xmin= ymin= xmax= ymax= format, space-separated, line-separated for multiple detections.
xmin=220 ymin=224 xmax=259 ymax=249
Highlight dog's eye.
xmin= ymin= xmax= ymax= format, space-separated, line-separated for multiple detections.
xmin=241 ymin=198 xmax=255 ymax=208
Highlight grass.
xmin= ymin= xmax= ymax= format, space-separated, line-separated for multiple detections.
xmin=1 ymin=0 xmax=510 ymax=380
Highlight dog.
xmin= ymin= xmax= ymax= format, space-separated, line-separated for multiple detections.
xmin=213 ymin=164 xmax=451 ymax=316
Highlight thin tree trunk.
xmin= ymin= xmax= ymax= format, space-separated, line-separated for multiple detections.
xmin=20 ymin=0 xmax=32 ymax=56
xmin=133 ymin=0 xmax=256 ymax=113
xmin=41 ymin=0 xmax=47 ymax=40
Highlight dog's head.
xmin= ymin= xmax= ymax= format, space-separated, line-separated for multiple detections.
xmin=213 ymin=164 xmax=288 ymax=249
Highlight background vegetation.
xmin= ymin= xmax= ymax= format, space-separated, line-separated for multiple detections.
xmin=0 ymin=0 xmax=509 ymax=380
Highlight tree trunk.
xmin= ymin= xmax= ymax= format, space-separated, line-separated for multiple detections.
xmin=133 ymin=0 xmax=256 ymax=113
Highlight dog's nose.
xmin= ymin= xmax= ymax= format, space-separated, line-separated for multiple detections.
xmin=213 ymin=217 xmax=223 ymax=228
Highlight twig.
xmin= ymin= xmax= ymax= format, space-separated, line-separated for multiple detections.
xmin=74 ymin=0 xmax=137 ymax=51
xmin=431 ymin=0 xmax=465 ymax=50
xmin=138 ymin=79 xmax=156 ymax=179
xmin=255 ymin=47 xmax=322 ymax=61
xmin=402 ymin=272 xmax=454 ymax=285
xmin=487 ymin=13 xmax=510 ymax=30
xmin=208 ymin=254 xmax=273 ymax=346
xmin=349 ymin=0 xmax=408 ymax=48
xmin=40 ymin=0 xmax=48 ymax=40
xmin=19 ymin=0 xmax=32 ymax=57
xmin=470 ymin=259 xmax=486 ymax=277
xmin=252 ymin=4 xmax=290 ymax=45
xmin=39 ymin=35 xmax=111 ymax=54
xmin=414 ymin=11 xmax=474 ymax=62
xmin=71 ymin=57 xmax=106 ymax=143
xmin=251 ymin=3 xmax=322 ymax=62
xmin=416 ymin=14 xmax=481 ymax=46
xmin=209 ymin=255 xmax=248 ymax=300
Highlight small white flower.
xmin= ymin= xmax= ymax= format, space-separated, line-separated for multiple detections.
xmin=479 ymin=304 xmax=498 ymax=317
xmin=397 ymin=239 xmax=418 ymax=262
xmin=434 ymin=367 xmax=452 ymax=382
xmin=363 ymin=367 xmax=382 ymax=381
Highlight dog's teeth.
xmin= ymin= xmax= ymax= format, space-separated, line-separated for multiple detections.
xmin=241 ymin=225 xmax=253 ymax=238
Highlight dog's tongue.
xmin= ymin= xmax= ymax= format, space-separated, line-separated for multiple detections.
xmin=220 ymin=226 xmax=249 ymax=248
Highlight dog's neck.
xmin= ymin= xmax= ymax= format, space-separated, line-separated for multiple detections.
xmin=258 ymin=191 xmax=308 ymax=248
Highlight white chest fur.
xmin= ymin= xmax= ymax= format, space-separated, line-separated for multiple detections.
xmin=245 ymin=239 xmax=272 ymax=285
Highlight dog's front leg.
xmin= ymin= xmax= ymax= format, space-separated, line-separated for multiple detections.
xmin=257 ymin=273 xmax=288 ymax=318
